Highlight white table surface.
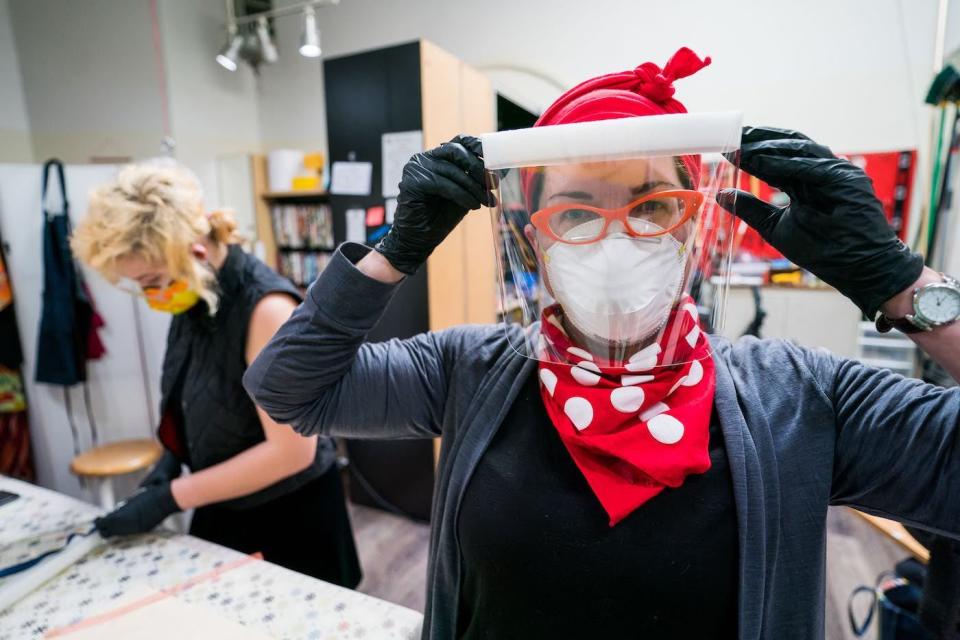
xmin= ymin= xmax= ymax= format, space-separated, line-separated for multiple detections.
xmin=0 ymin=477 xmax=422 ymax=639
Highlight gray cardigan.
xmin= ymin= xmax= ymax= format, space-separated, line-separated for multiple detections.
xmin=244 ymin=243 xmax=960 ymax=640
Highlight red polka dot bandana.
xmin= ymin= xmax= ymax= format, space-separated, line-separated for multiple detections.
xmin=537 ymin=296 xmax=716 ymax=526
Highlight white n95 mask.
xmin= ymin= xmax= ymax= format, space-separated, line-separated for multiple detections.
xmin=544 ymin=219 xmax=686 ymax=346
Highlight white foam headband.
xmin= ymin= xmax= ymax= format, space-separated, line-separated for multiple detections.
xmin=480 ymin=111 xmax=743 ymax=170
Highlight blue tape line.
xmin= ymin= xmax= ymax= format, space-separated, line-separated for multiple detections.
xmin=0 ymin=529 xmax=95 ymax=578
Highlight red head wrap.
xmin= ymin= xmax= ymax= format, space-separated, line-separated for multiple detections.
xmin=525 ymin=47 xmax=711 ymax=204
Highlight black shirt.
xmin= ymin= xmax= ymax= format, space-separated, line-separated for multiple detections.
xmin=158 ymin=244 xmax=333 ymax=509
xmin=457 ymin=369 xmax=739 ymax=639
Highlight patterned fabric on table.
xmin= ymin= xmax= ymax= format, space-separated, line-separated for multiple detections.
xmin=0 ymin=478 xmax=422 ymax=639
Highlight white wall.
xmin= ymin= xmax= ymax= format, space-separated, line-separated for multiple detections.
xmin=720 ymin=287 xmax=862 ymax=357
xmin=256 ymin=11 xmax=327 ymax=155
xmin=0 ymin=0 xmax=32 ymax=162
xmin=254 ymin=0 xmax=956 ymax=155
xmin=5 ymin=0 xmax=262 ymax=204
xmin=157 ymin=0 xmax=263 ymax=194
xmin=7 ymin=0 xmax=166 ymax=163
xmin=4 ymin=0 xmax=261 ymax=162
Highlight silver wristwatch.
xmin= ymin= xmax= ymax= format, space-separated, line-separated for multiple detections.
xmin=876 ymin=273 xmax=960 ymax=334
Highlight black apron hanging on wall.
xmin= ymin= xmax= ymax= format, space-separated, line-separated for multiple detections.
xmin=34 ymin=159 xmax=105 ymax=386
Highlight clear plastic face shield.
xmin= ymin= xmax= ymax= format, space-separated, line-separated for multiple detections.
xmin=482 ymin=112 xmax=742 ymax=369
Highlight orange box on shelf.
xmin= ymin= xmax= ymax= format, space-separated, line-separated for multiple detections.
xmin=303 ymin=153 xmax=324 ymax=172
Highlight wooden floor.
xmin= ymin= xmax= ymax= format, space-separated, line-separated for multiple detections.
xmin=825 ymin=507 xmax=911 ymax=640
xmin=349 ymin=503 xmax=910 ymax=639
xmin=350 ymin=503 xmax=430 ymax=613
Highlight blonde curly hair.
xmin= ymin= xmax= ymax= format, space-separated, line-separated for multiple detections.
xmin=72 ymin=163 xmax=240 ymax=314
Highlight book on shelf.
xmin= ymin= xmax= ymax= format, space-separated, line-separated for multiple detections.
xmin=270 ymin=203 xmax=334 ymax=250
xmin=278 ymin=250 xmax=333 ymax=288
xmin=270 ymin=202 xmax=336 ymax=287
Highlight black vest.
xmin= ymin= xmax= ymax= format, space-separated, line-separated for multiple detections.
xmin=159 ymin=244 xmax=335 ymax=509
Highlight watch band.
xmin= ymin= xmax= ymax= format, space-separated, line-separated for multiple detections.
xmin=875 ymin=313 xmax=925 ymax=334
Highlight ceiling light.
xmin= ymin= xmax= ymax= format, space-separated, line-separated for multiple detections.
xmin=216 ymin=26 xmax=243 ymax=71
xmin=299 ymin=6 xmax=321 ymax=58
xmin=256 ymin=16 xmax=278 ymax=64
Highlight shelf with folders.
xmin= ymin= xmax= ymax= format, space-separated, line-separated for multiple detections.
xmin=278 ymin=250 xmax=333 ymax=289
xmin=270 ymin=203 xmax=335 ymax=250
xmin=269 ymin=202 xmax=335 ymax=288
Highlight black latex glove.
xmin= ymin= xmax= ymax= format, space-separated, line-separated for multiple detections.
xmin=94 ymin=482 xmax=181 ymax=538
xmin=375 ymin=135 xmax=494 ymax=275
xmin=139 ymin=449 xmax=182 ymax=489
xmin=717 ymin=126 xmax=924 ymax=319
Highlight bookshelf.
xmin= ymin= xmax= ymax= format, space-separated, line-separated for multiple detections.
xmin=250 ymin=157 xmax=335 ymax=288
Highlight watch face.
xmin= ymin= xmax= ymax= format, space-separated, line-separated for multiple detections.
xmin=917 ymin=284 xmax=960 ymax=324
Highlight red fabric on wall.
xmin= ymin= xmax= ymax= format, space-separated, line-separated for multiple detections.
xmin=0 ymin=411 xmax=34 ymax=480
xmin=734 ymin=150 xmax=916 ymax=261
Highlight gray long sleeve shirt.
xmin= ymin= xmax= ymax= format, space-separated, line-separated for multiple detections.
xmin=243 ymin=243 xmax=960 ymax=639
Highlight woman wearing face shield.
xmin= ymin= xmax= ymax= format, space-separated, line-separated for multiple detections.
xmin=71 ymin=164 xmax=362 ymax=587
xmin=244 ymin=48 xmax=960 ymax=639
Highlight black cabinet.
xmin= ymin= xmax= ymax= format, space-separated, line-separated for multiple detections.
xmin=324 ymin=41 xmax=496 ymax=521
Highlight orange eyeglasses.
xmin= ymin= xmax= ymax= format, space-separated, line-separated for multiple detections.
xmin=530 ymin=189 xmax=704 ymax=245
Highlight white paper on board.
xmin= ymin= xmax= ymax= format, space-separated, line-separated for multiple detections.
xmin=385 ymin=198 xmax=398 ymax=224
xmin=346 ymin=208 xmax=367 ymax=244
xmin=381 ymin=131 xmax=423 ymax=197
xmin=330 ymin=161 xmax=373 ymax=196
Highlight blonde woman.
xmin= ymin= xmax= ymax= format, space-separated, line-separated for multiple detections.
xmin=72 ymin=164 xmax=361 ymax=587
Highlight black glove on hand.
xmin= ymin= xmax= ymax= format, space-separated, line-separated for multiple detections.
xmin=94 ymin=483 xmax=181 ymax=538
xmin=375 ymin=135 xmax=494 ymax=275
xmin=717 ymin=126 xmax=924 ymax=319
xmin=139 ymin=449 xmax=182 ymax=489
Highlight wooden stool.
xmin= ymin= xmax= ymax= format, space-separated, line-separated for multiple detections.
xmin=850 ymin=508 xmax=930 ymax=563
xmin=70 ymin=439 xmax=163 ymax=509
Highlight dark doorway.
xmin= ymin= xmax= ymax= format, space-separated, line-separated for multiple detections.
xmin=497 ymin=94 xmax=538 ymax=131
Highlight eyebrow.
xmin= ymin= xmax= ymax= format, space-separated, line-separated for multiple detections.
xmin=547 ymin=181 xmax=678 ymax=203
xmin=547 ymin=190 xmax=594 ymax=202
xmin=630 ymin=180 xmax=676 ymax=195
